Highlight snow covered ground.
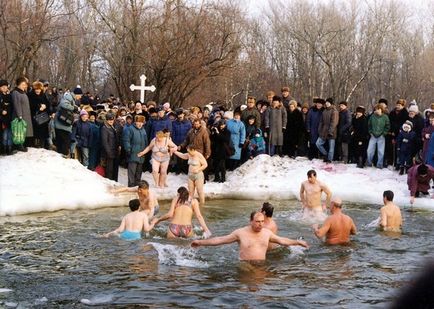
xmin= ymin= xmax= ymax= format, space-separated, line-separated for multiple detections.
xmin=0 ymin=148 xmax=432 ymax=216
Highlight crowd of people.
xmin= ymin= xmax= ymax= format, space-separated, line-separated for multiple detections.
xmin=1 ymin=77 xmax=434 ymax=204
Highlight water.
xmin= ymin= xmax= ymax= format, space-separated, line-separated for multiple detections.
xmin=1 ymin=200 xmax=433 ymax=308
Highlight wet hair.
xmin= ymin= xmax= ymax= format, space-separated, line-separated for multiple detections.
xmin=138 ymin=180 xmax=149 ymax=190
xmin=307 ymin=169 xmax=317 ymax=178
xmin=417 ymin=164 xmax=428 ymax=176
xmin=261 ymin=202 xmax=274 ymax=218
xmin=383 ymin=190 xmax=394 ymax=202
xmin=129 ymin=199 xmax=140 ymax=211
xmin=177 ymin=186 xmax=190 ymax=205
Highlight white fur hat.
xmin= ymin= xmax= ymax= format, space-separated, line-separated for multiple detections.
xmin=408 ymin=105 xmax=419 ymax=114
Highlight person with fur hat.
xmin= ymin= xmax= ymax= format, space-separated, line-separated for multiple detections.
xmin=210 ymin=119 xmax=231 ymax=182
xmin=264 ymin=95 xmax=286 ymax=157
xmin=366 ymin=104 xmax=390 ymax=168
xmin=28 ymin=81 xmax=51 ymax=148
xmin=72 ymin=109 xmax=93 ymax=167
xmin=316 ymin=97 xmax=339 ymax=163
xmin=351 ymin=106 xmax=369 ymax=168
xmin=306 ymin=98 xmax=324 ymax=159
xmin=397 ymin=120 xmax=417 ymax=174
xmin=101 ymin=112 xmax=121 ymax=181
xmin=0 ymin=80 xmax=13 ymax=155
xmin=123 ymin=115 xmax=148 ymax=187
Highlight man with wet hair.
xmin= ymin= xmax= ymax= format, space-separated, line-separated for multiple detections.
xmin=261 ymin=202 xmax=279 ymax=250
xmin=299 ymin=169 xmax=332 ymax=218
xmin=312 ymin=197 xmax=357 ymax=245
xmin=380 ymin=190 xmax=402 ymax=232
xmin=191 ymin=211 xmax=309 ymax=261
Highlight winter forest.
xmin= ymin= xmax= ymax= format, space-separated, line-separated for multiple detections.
xmin=1 ymin=0 xmax=434 ymax=110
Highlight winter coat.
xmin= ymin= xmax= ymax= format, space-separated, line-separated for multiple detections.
xmin=210 ymin=127 xmax=231 ymax=160
xmin=397 ymin=129 xmax=417 ymax=156
xmin=226 ymin=119 xmax=246 ymax=160
xmin=407 ymin=164 xmax=434 ymax=196
xmin=101 ymin=122 xmax=120 ymax=159
xmin=338 ymin=108 xmax=352 ymax=143
xmin=241 ymin=108 xmax=261 ymax=128
xmin=123 ymin=124 xmax=148 ymax=164
xmin=407 ymin=115 xmax=425 ymax=151
xmin=149 ymin=116 xmax=172 ymax=139
xmin=351 ymin=114 xmax=369 ymax=144
xmin=265 ymin=106 xmax=287 ymax=145
xmin=73 ymin=119 xmax=93 ymax=148
xmin=181 ymin=126 xmax=211 ymax=158
xmin=318 ymin=106 xmax=339 ymax=140
xmin=11 ymin=88 xmax=33 ymax=137
xmin=172 ymin=119 xmax=192 ymax=146
xmin=88 ymin=122 xmax=102 ymax=170
xmin=54 ymin=93 xmax=77 ymax=133
xmin=249 ymin=129 xmax=266 ymax=155
xmin=389 ymin=108 xmax=409 ymax=137
xmin=0 ymin=92 xmax=12 ymax=128
xmin=422 ymin=125 xmax=434 ymax=162
xmin=306 ymin=107 xmax=323 ymax=143
xmin=427 ymin=134 xmax=434 ymax=167
xmin=284 ymin=108 xmax=304 ymax=147
xmin=368 ymin=113 xmax=390 ymax=137
xmin=28 ymin=90 xmax=51 ymax=139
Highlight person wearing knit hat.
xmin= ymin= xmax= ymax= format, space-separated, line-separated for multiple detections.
xmin=408 ymin=105 xmax=419 ymax=114
xmin=75 ymin=106 xmax=92 ymax=167
xmin=397 ymin=119 xmax=417 ymax=175
xmin=79 ymin=109 xmax=88 ymax=117
xmin=408 ymin=103 xmax=425 ymax=146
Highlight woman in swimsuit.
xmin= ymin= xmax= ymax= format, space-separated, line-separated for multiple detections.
xmin=174 ymin=144 xmax=208 ymax=205
xmin=154 ymin=187 xmax=211 ymax=239
xmin=138 ymin=130 xmax=177 ymax=188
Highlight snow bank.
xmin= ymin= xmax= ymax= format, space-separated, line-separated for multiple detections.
xmin=0 ymin=149 xmax=432 ymax=216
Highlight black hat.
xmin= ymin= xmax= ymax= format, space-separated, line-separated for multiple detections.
xmin=156 ymin=106 xmax=164 ymax=112
xmin=89 ymin=111 xmax=97 ymax=117
xmin=176 ymin=108 xmax=185 ymax=116
xmin=356 ymin=106 xmax=366 ymax=113
xmin=126 ymin=114 xmax=133 ymax=120
xmin=105 ymin=112 xmax=115 ymax=120
xmin=272 ymin=95 xmax=282 ymax=102
xmin=0 ymin=80 xmax=9 ymax=87
xmin=313 ymin=98 xmax=325 ymax=104
xmin=326 ymin=97 xmax=334 ymax=104
xmin=73 ymin=86 xmax=83 ymax=95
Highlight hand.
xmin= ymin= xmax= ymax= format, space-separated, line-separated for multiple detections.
xmin=311 ymin=224 xmax=319 ymax=231
xmin=191 ymin=240 xmax=200 ymax=248
xmin=151 ymin=217 xmax=159 ymax=225
xmin=297 ymin=240 xmax=309 ymax=249
xmin=19 ymin=116 xmax=23 ymax=120
xmin=264 ymin=132 xmax=268 ymax=138
xmin=137 ymin=151 xmax=143 ymax=157
xmin=203 ymin=230 xmax=212 ymax=239
xmin=2 ymin=110 xmax=7 ymax=115
xmin=410 ymin=196 xmax=415 ymax=205
xmin=425 ymin=134 xmax=430 ymax=140
xmin=40 ymin=104 xmax=46 ymax=111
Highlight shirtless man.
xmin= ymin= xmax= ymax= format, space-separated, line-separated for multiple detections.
xmin=191 ymin=211 xmax=309 ymax=261
xmin=299 ymin=169 xmax=332 ymax=216
xmin=104 ymin=199 xmax=157 ymax=240
xmin=312 ymin=197 xmax=356 ymax=245
xmin=380 ymin=190 xmax=402 ymax=232
xmin=112 ymin=180 xmax=159 ymax=218
xmin=261 ymin=202 xmax=278 ymax=250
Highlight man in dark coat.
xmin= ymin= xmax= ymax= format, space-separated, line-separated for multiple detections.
xmin=306 ymin=98 xmax=324 ymax=159
xmin=337 ymin=101 xmax=352 ymax=163
xmin=283 ymin=100 xmax=304 ymax=157
xmin=210 ymin=119 xmax=231 ymax=182
xmin=316 ymin=98 xmax=339 ymax=163
xmin=101 ymin=112 xmax=121 ymax=181
xmin=0 ymin=80 xmax=13 ymax=155
xmin=11 ymin=76 xmax=33 ymax=151
xmin=264 ymin=96 xmax=287 ymax=156
xmin=172 ymin=109 xmax=192 ymax=174
xmin=388 ymin=99 xmax=409 ymax=168
xmin=351 ymin=106 xmax=369 ymax=168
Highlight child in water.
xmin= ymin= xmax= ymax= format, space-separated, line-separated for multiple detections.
xmin=104 ymin=199 xmax=157 ymax=240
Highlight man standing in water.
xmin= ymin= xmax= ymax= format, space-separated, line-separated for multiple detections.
xmin=191 ymin=211 xmax=309 ymax=260
xmin=380 ymin=190 xmax=402 ymax=232
xmin=312 ymin=197 xmax=357 ymax=245
xmin=299 ymin=169 xmax=332 ymax=218
xmin=261 ymin=202 xmax=278 ymax=250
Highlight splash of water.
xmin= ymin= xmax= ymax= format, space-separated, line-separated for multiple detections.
xmin=0 ymin=288 xmax=13 ymax=293
xmin=365 ymin=217 xmax=381 ymax=229
xmin=148 ymin=242 xmax=209 ymax=268
xmin=80 ymin=294 xmax=114 ymax=305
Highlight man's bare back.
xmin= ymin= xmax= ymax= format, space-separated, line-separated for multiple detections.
xmin=380 ymin=203 xmax=402 ymax=232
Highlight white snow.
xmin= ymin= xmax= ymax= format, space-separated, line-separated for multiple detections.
xmin=0 ymin=149 xmax=432 ymax=216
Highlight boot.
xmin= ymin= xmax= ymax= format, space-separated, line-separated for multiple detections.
xmin=357 ymin=157 xmax=364 ymax=168
xmin=17 ymin=144 xmax=28 ymax=152
xmin=6 ymin=145 xmax=12 ymax=156
xmin=220 ymin=172 xmax=226 ymax=183
xmin=399 ymin=167 xmax=404 ymax=175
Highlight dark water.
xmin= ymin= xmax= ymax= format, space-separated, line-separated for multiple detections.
xmin=1 ymin=200 xmax=433 ymax=308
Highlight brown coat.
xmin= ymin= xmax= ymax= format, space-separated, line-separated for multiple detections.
xmin=319 ymin=106 xmax=339 ymax=139
xmin=181 ymin=126 xmax=211 ymax=158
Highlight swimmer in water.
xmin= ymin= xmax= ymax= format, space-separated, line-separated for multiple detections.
xmin=103 ymin=199 xmax=156 ymax=240
xmin=261 ymin=202 xmax=278 ymax=250
xmin=191 ymin=211 xmax=309 ymax=261
xmin=379 ymin=190 xmax=402 ymax=232
xmin=312 ymin=197 xmax=357 ymax=245
xmin=111 ymin=180 xmax=160 ymax=219
xmin=299 ymin=169 xmax=332 ymax=218
xmin=153 ymin=186 xmax=211 ymax=239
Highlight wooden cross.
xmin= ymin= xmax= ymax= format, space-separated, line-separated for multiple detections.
xmin=129 ymin=74 xmax=156 ymax=103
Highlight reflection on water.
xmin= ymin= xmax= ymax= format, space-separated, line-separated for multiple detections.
xmin=1 ymin=200 xmax=434 ymax=307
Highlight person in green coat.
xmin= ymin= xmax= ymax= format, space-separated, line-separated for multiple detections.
xmin=367 ymin=104 xmax=390 ymax=168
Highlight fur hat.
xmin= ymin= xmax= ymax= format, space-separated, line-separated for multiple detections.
xmin=73 ymin=85 xmax=83 ymax=95
xmin=408 ymin=105 xmax=419 ymax=114
xmin=224 ymin=111 xmax=233 ymax=119
xmin=0 ymin=80 xmax=9 ymax=87
xmin=326 ymin=97 xmax=334 ymax=105
xmin=356 ymin=106 xmax=366 ymax=113
xmin=313 ymin=98 xmax=325 ymax=104
xmin=32 ymin=81 xmax=44 ymax=90
xmin=105 ymin=112 xmax=115 ymax=120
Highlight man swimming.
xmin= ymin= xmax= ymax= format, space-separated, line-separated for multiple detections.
xmin=104 ymin=199 xmax=156 ymax=240
xmin=299 ymin=169 xmax=332 ymax=218
xmin=191 ymin=211 xmax=309 ymax=261
xmin=312 ymin=197 xmax=357 ymax=245
xmin=380 ymin=190 xmax=402 ymax=232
